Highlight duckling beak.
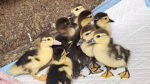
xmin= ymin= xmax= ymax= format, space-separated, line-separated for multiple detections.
xmin=77 ymin=38 xmax=85 ymax=46
xmin=109 ymin=19 xmax=114 ymax=23
xmin=53 ymin=40 xmax=62 ymax=45
xmin=69 ymin=13 xmax=75 ymax=18
xmin=88 ymin=38 xmax=96 ymax=44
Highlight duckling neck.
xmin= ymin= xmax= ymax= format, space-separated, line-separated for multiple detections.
xmin=39 ymin=46 xmax=53 ymax=54
xmin=99 ymin=38 xmax=111 ymax=45
xmin=95 ymin=43 xmax=109 ymax=49
xmin=81 ymin=42 xmax=94 ymax=57
xmin=97 ymin=22 xmax=108 ymax=28
xmin=94 ymin=22 xmax=102 ymax=29
xmin=37 ymin=46 xmax=53 ymax=63
xmin=74 ymin=17 xmax=78 ymax=24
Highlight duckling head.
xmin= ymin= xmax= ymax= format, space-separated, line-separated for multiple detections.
xmin=69 ymin=4 xmax=85 ymax=18
xmin=78 ymin=10 xmax=94 ymax=27
xmin=88 ymin=29 xmax=110 ymax=45
xmin=94 ymin=12 xmax=114 ymax=26
xmin=77 ymin=25 xmax=96 ymax=46
xmin=56 ymin=17 xmax=76 ymax=37
xmin=40 ymin=36 xmax=61 ymax=47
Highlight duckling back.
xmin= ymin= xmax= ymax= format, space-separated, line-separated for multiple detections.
xmin=46 ymin=64 xmax=71 ymax=84
xmin=46 ymin=48 xmax=72 ymax=84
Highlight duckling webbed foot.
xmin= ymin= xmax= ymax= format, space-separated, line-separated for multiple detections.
xmin=32 ymin=74 xmax=47 ymax=81
xmin=32 ymin=74 xmax=40 ymax=80
xmin=119 ymin=68 xmax=130 ymax=79
xmin=89 ymin=63 xmax=103 ymax=74
xmin=80 ymin=74 xmax=86 ymax=78
xmin=101 ymin=67 xmax=113 ymax=78
xmin=38 ymin=74 xmax=47 ymax=81
xmin=101 ymin=70 xmax=113 ymax=78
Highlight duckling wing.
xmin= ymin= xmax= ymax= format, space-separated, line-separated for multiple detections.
xmin=118 ymin=45 xmax=130 ymax=62
xmin=108 ymin=38 xmax=123 ymax=59
xmin=16 ymin=49 xmax=38 ymax=66
xmin=110 ymin=45 xmax=122 ymax=59
xmin=110 ymin=44 xmax=130 ymax=62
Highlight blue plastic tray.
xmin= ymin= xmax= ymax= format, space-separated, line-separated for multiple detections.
xmin=145 ymin=0 xmax=150 ymax=7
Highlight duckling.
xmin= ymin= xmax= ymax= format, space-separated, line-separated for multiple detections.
xmin=69 ymin=4 xmax=85 ymax=23
xmin=68 ymin=4 xmax=86 ymax=30
xmin=66 ymin=10 xmax=95 ymax=77
xmin=56 ymin=17 xmax=76 ymax=38
xmin=46 ymin=49 xmax=73 ymax=84
xmin=8 ymin=35 xmax=62 ymax=80
xmin=78 ymin=10 xmax=94 ymax=27
xmin=70 ymin=4 xmax=85 ymax=17
xmin=54 ymin=17 xmax=77 ymax=53
xmin=77 ymin=25 xmax=103 ymax=74
xmin=94 ymin=12 xmax=114 ymax=36
xmin=88 ymin=29 xmax=130 ymax=79
xmin=77 ymin=25 xmax=96 ymax=56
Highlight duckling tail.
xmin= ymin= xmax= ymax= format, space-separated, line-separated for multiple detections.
xmin=8 ymin=64 xmax=28 ymax=75
xmin=124 ymin=49 xmax=130 ymax=63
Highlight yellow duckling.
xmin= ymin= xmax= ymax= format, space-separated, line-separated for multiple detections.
xmin=88 ymin=29 xmax=130 ymax=79
xmin=68 ymin=4 xmax=86 ymax=30
xmin=94 ymin=12 xmax=114 ymax=36
xmin=8 ymin=35 xmax=61 ymax=80
xmin=69 ymin=4 xmax=86 ymax=22
xmin=77 ymin=25 xmax=103 ymax=74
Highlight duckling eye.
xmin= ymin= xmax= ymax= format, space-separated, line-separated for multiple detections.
xmin=85 ymin=33 xmax=90 ymax=36
xmin=104 ymin=17 xmax=107 ymax=20
xmin=47 ymin=38 xmax=50 ymax=41
xmin=65 ymin=22 xmax=69 ymax=25
xmin=75 ymin=8 xmax=79 ymax=11
xmin=89 ymin=16 xmax=92 ymax=18
xmin=96 ymin=35 xmax=101 ymax=38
